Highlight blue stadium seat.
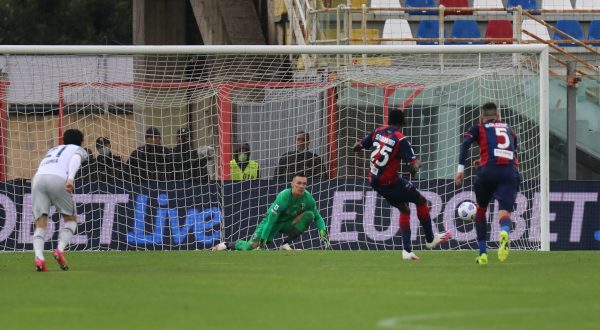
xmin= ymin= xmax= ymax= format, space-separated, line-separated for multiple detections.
xmin=416 ymin=20 xmax=442 ymax=45
xmin=553 ymin=20 xmax=584 ymax=47
xmin=405 ymin=0 xmax=437 ymax=15
xmin=588 ymin=20 xmax=600 ymax=46
xmin=506 ymin=0 xmax=539 ymax=11
xmin=449 ymin=20 xmax=484 ymax=45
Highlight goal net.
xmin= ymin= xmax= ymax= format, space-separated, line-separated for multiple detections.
xmin=0 ymin=45 xmax=549 ymax=252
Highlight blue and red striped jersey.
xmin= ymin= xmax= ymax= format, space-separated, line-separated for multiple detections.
xmin=459 ymin=119 xmax=519 ymax=168
xmin=361 ymin=126 xmax=417 ymax=185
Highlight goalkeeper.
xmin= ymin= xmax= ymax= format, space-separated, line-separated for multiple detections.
xmin=212 ymin=173 xmax=330 ymax=251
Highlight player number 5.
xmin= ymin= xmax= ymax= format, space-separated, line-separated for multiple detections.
xmin=495 ymin=127 xmax=510 ymax=149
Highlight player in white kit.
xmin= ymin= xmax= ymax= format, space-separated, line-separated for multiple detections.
xmin=32 ymin=129 xmax=87 ymax=272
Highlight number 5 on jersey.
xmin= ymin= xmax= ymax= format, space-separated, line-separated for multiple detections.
xmin=494 ymin=127 xmax=513 ymax=160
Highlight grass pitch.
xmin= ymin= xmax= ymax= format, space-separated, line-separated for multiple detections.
xmin=1 ymin=251 xmax=599 ymax=330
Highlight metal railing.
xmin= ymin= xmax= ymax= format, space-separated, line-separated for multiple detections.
xmin=289 ymin=4 xmax=600 ymax=77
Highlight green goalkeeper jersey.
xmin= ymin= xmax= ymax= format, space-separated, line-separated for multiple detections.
xmin=259 ymin=188 xmax=326 ymax=241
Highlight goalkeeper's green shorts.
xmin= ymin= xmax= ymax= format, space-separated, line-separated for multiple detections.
xmin=249 ymin=218 xmax=295 ymax=243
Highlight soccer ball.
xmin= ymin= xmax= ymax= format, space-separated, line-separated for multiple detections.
xmin=457 ymin=201 xmax=477 ymax=221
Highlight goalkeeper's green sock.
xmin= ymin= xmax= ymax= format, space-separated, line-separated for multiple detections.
xmin=234 ymin=240 xmax=255 ymax=251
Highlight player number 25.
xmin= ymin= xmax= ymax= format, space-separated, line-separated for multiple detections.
xmin=495 ymin=127 xmax=510 ymax=149
xmin=371 ymin=142 xmax=393 ymax=168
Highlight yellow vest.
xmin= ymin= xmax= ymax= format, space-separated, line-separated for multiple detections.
xmin=230 ymin=159 xmax=259 ymax=180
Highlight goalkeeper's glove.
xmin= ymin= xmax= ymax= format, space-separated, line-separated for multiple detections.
xmin=319 ymin=229 xmax=331 ymax=249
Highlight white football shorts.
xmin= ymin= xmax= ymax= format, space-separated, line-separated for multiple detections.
xmin=31 ymin=174 xmax=76 ymax=220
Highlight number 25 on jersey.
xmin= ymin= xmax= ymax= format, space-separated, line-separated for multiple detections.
xmin=370 ymin=141 xmax=392 ymax=175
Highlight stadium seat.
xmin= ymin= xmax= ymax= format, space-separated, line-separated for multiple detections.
xmin=370 ymin=0 xmax=404 ymax=15
xmin=485 ymin=20 xmax=513 ymax=44
xmin=575 ymin=0 xmax=600 ymax=9
xmin=521 ymin=19 xmax=550 ymax=42
xmin=416 ymin=20 xmax=443 ymax=44
xmin=588 ymin=20 xmax=600 ymax=46
xmin=506 ymin=0 xmax=539 ymax=11
xmin=449 ymin=20 xmax=484 ymax=44
xmin=474 ymin=0 xmax=505 ymax=15
xmin=330 ymin=0 xmax=368 ymax=7
xmin=317 ymin=29 xmax=338 ymax=43
xmin=350 ymin=29 xmax=382 ymax=45
xmin=542 ymin=0 xmax=573 ymax=9
xmin=553 ymin=20 xmax=584 ymax=47
xmin=440 ymin=0 xmax=473 ymax=15
xmin=405 ymin=0 xmax=437 ymax=15
xmin=370 ymin=0 xmax=402 ymax=8
xmin=371 ymin=0 xmax=402 ymax=6
xmin=382 ymin=19 xmax=415 ymax=44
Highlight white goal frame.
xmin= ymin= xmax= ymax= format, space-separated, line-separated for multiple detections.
xmin=0 ymin=44 xmax=550 ymax=251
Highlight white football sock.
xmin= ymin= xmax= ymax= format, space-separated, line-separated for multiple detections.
xmin=57 ymin=221 xmax=77 ymax=252
xmin=33 ymin=228 xmax=46 ymax=260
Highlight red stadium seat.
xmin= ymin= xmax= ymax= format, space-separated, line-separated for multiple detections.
xmin=440 ymin=0 xmax=473 ymax=15
xmin=485 ymin=20 xmax=513 ymax=44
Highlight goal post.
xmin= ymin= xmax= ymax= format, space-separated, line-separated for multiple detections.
xmin=0 ymin=80 xmax=9 ymax=182
xmin=0 ymin=45 xmax=549 ymax=252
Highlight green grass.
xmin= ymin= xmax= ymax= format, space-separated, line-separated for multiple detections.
xmin=1 ymin=251 xmax=600 ymax=330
